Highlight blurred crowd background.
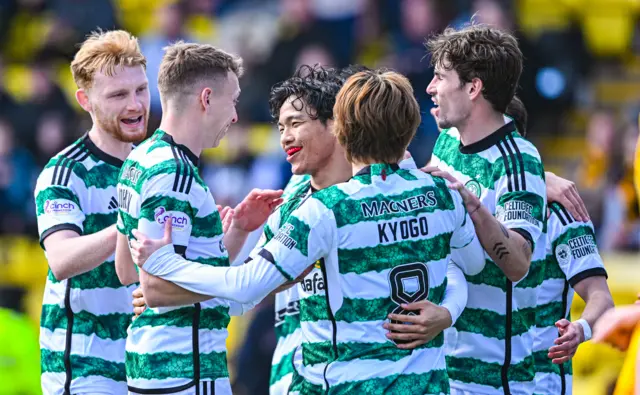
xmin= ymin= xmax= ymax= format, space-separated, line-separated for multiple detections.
xmin=0 ymin=0 xmax=638 ymax=394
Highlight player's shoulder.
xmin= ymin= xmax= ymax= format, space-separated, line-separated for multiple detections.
xmin=548 ymin=202 xmax=594 ymax=231
xmin=282 ymin=175 xmax=312 ymax=201
xmin=507 ymin=130 xmax=543 ymax=162
xmin=37 ymin=136 xmax=93 ymax=188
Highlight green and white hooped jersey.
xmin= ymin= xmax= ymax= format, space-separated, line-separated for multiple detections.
xmin=117 ymin=129 xmax=234 ymax=394
xmin=431 ymin=120 xmax=547 ymax=395
xmin=259 ymin=163 xmax=478 ymax=394
xmin=533 ymin=202 xmax=607 ymax=395
xmin=35 ymin=134 xmax=134 ymax=395
xmin=268 ymin=174 xmax=312 ymax=395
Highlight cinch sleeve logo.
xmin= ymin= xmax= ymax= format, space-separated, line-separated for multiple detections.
xmin=154 ymin=207 xmax=190 ymax=231
xmin=44 ymin=199 xmax=77 ymax=215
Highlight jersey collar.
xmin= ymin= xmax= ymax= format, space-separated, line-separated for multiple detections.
xmin=83 ymin=133 xmax=125 ymax=168
xmin=159 ymin=131 xmax=200 ymax=166
xmin=458 ymin=120 xmax=516 ymax=154
xmin=354 ymin=163 xmax=400 ymax=178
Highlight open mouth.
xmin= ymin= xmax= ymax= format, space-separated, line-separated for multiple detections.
xmin=286 ymin=147 xmax=302 ymax=158
xmin=121 ymin=116 xmax=143 ymax=127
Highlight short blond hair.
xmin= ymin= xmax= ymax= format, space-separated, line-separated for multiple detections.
xmin=158 ymin=41 xmax=244 ymax=102
xmin=333 ymin=70 xmax=420 ymax=164
xmin=71 ymin=30 xmax=146 ymax=90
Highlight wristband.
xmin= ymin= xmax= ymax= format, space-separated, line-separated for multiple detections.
xmin=576 ymin=318 xmax=592 ymax=342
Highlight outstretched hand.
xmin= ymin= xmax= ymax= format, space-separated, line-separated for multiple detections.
xmin=231 ymin=189 xmax=283 ymax=232
xmin=547 ymin=319 xmax=584 ymax=364
xmin=545 ymin=172 xmax=589 ymax=222
xmin=421 ymin=166 xmax=481 ymax=213
xmin=130 ymin=219 xmax=173 ymax=267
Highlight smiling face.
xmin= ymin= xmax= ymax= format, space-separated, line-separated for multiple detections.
xmin=87 ymin=65 xmax=150 ymax=143
xmin=278 ymin=96 xmax=337 ymax=175
xmin=205 ymin=71 xmax=241 ymax=148
xmin=426 ymin=64 xmax=472 ymax=130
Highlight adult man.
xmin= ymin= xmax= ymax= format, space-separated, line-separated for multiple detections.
xmin=34 ymin=30 xmax=149 ymax=394
xmin=128 ymin=69 xmax=487 ymax=394
xmin=115 ymin=42 xmax=281 ymax=394
xmin=424 ymin=24 xmax=547 ymax=394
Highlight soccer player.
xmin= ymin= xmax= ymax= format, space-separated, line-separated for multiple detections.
xmin=423 ymin=24 xmax=547 ymax=394
xmin=115 ymin=42 xmax=282 ymax=394
xmin=34 ymin=30 xmax=149 ymax=394
xmin=128 ymin=69 xmax=488 ymax=394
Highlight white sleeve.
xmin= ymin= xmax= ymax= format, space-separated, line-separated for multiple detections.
xmin=440 ymin=261 xmax=468 ymax=325
xmin=450 ymin=190 xmax=485 ymax=275
xmin=142 ymin=244 xmax=288 ymax=305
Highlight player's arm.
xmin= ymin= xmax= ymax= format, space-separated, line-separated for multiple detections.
xmin=547 ymin=209 xmax=613 ymax=363
xmin=139 ymin=270 xmax=210 ymax=308
xmin=130 ymin=201 xmax=334 ymax=304
xmin=115 ymin=217 xmax=139 ymax=285
xmin=35 ymin=166 xmax=117 ymax=281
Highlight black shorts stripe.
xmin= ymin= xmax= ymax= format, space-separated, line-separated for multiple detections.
xmin=496 ymin=141 xmax=514 ymax=193
xmin=506 ymin=134 xmax=527 ymax=190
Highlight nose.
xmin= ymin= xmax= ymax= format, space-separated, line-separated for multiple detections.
xmin=280 ymin=127 xmax=294 ymax=147
xmin=426 ymin=76 xmax=437 ymax=95
xmin=127 ymin=93 xmax=142 ymax=112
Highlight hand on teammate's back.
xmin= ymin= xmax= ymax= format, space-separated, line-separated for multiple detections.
xmin=421 ymin=166 xmax=482 ymax=215
xmin=230 ymin=188 xmax=283 ymax=232
xmin=382 ymin=300 xmax=453 ymax=350
xmin=132 ymin=288 xmax=146 ymax=319
xmin=547 ymin=319 xmax=584 ymax=364
xmin=545 ymin=172 xmax=589 ymax=222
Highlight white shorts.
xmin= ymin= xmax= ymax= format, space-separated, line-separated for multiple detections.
xmin=129 ymin=379 xmax=230 ymax=395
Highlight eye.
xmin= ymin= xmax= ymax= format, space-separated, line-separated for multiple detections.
xmin=137 ymin=87 xmax=147 ymax=93
xmin=292 ymin=121 xmax=302 ymax=128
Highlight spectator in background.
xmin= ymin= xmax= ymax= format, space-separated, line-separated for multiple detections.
xmin=0 ymin=119 xmax=37 ymax=236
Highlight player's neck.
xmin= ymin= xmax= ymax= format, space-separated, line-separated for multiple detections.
xmin=158 ymin=112 xmax=204 ymax=158
xmin=457 ymin=109 xmax=506 ymax=147
xmin=310 ymin=148 xmax=352 ymax=190
xmin=87 ymin=126 xmax=132 ymax=162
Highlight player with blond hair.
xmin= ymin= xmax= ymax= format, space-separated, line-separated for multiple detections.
xmin=34 ymin=30 xmax=150 ymax=394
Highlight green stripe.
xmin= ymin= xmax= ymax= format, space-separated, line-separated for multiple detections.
xmin=47 ymin=260 xmax=126 ymax=289
xmin=36 ymin=186 xmax=82 ymax=215
xmin=329 ymin=184 xmax=455 ymax=228
xmin=301 ymin=280 xmax=446 ymax=323
xmin=41 ymin=349 xmax=126 ymax=382
xmin=313 ymin=185 xmax=350 ymax=210
xmin=396 ymin=169 xmax=419 ymax=181
xmin=533 ymin=350 xmax=573 ymax=375
xmin=330 ymin=369 xmax=449 ymax=395
xmin=466 ymin=260 xmax=546 ymax=291
xmin=553 ymin=223 xmax=596 ymax=247
xmin=270 ymin=349 xmax=295 ymax=385
xmin=275 ymin=314 xmax=301 ymax=339
xmin=192 ymin=256 xmax=229 ymax=267
xmin=125 ymin=350 xmax=228 ymax=380
xmin=337 ymin=232 xmax=452 ymax=275
xmin=44 ymin=153 xmax=121 ymax=189
xmin=131 ymin=305 xmax=230 ymax=330
xmin=540 ymin=256 xmax=566 ymax=281
xmin=41 ymin=304 xmax=130 ymax=340
xmin=84 ymin=212 xmax=117 ymax=234
xmin=447 ymin=355 xmax=535 ymax=388
xmin=535 ymin=301 xmax=565 ymax=328
xmin=191 ymin=212 xmax=223 ymax=239
xmin=303 ymin=334 xmax=444 ymax=366
xmin=298 ymin=378 xmax=324 ymax=395
xmin=263 ymin=223 xmax=275 ymax=246
xmin=454 ymin=306 xmax=536 ymax=340
xmin=118 ymin=210 xmax=138 ymax=238
xmin=120 ymin=157 xmax=206 ymax=192
xmin=496 ymin=191 xmax=545 ymax=224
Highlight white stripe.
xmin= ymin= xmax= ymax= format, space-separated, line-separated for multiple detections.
xmin=272 ymin=330 xmax=302 ymax=364
xmin=339 ymin=259 xmax=448 ymax=300
xmin=126 ymin=326 xmax=228 ymax=355
xmin=40 ymin=328 xmax=126 ymax=363
xmin=127 ymin=377 xmax=192 ymax=391
xmin=465 ymin=282 xmax=538 ymax=313
xmin=532 ymin=325 xmax=560 ymax=352
xmin=449 ymin=330 xmax=534 ymax=365
xmin=450 ymin=380 xmax=533 ymax=395
xmin=320 ymin=347 xmax=445 ymax=386
xmin=130 ymin=145 xmax=176 ymax=168
xmin=270 ymin=373 xmax=293 ymax=395
xmin=301 ymin=320 xmax=396 ymax=345
xmin=42 ymin=373 xmax=126 ymax=395
xmin=43 ymin=281 xmax=133 ymax=315
xmin=536 ymin=278 xmax=566 ymax=305
xmin=534 ymin=371 xmax=572 ymax=395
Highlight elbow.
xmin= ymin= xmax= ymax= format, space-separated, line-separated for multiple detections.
xmin=506 ymin=263 xmax=529 ymax=282
xmin=145 ymin=294 xmax=161 ymax=309
xmin=115 ymin=264 xmax=137 ymax=286
xmin=49 ymin=261 xmax=70 ymax=282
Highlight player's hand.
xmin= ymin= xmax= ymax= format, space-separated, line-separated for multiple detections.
xmin=132 ymin=287 xmax=146 ymax=319
xmin=383 ymin=300 xmax=452 ymax=350
xmin=217 ymin=205 xmax=235 ymax=234
xmin=545 ymin=171 xmax=589 ymax=222
xmin=130 ymin=219 xmax=173 ymax=267
xmin=231 ymin=189 xmax=283 ymax=232
xmin=547 ymin=319 xmax=584 ymax=364
xmin=421 ymin=166 xmax=481 ymax=213
xmin=593 ymin=305 xmax=640 ymax=351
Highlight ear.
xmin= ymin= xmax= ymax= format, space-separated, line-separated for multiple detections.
xmin=468 ymin=77 xmax=484 ymax=101
xmin=75 ymin=89 xmax=92 ymax=112
xmin=200 ymin=87 xmax=212 ymax=111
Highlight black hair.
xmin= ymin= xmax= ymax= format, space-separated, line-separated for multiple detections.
xmin=505 ymin=95 xmax=528 ymax=136
xmin=336 ymin=64 xmax=372 ymax=83
xmin=268 ymin=64 xmax=342 ymax=125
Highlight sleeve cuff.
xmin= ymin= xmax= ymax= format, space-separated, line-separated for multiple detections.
xmin=510 ymin=227 xmax=534 ymax=251
xmin=141 ymin=244 xmax=176 ymax=275
xmin=568 ymin=267 xmax=608 ymax=288
xmin=40 ymin=224 xmax=82 ymax=249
